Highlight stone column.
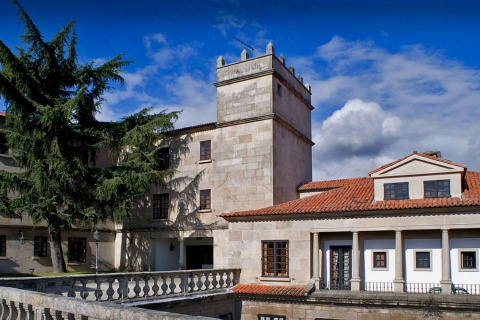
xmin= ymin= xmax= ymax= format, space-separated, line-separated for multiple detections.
xmin=178 ymin=237 xmax=185 ymax=270
xmin=350 ymin=231 xmax=361 ymax=291
xmin=393 ymin=230 xmax=404 ymax=292
xmin=440 ymin=229 xmax=452 ymax=294
xmin=312 ymin=233 xmax=320 ymax=290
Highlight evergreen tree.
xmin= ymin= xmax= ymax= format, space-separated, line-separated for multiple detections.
xmin=0 ymin=1 xmax=178 ymax=272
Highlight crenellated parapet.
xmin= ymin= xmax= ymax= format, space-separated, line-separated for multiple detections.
xmin=215 ymin=42 xmax=312 ymax=98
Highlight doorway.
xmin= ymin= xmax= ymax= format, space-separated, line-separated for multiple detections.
xmin=330 ymin=246 xmax=351 ymax=290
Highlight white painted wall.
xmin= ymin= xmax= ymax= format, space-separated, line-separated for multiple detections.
xmin=323 ymin=239 xmax=352 ymax=286
xmin=450 ymin=237 xmax=480 ymax=285
xmin=155 ymin=238 xmax=179 ymax=271
xmin=364 ymin=239 xmax=395 ymax=284
xmin=405 ymin=238 xmax=441 ymax=284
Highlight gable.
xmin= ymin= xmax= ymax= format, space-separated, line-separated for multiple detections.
xmin=371 ymin=154 xmax=465 ymax=178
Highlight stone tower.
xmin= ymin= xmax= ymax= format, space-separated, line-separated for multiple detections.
xmin=214 ymin=43 xmax=313 ymax=207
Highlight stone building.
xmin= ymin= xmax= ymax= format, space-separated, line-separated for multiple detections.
xmin=220 ymin=152 xmax=480 ymax=296
xmin=118 ymin=43 xmax=314 ymax=272
xmin=0 ymin=43 xmax=314 ymax=273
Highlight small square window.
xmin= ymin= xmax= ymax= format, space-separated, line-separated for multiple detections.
xmin=154 ymin=147 xmax=169 ymax=171
xmin=0 ymin=235 xmax=6 ymax=257
xmin=153 ymin=193 xmax=169 ymax=219
xmin=460 ymin=251 xmax=477 ymax=271
xmin=34 ymin=236 xmax=48 ymax=257
xmin=384 ymin=182 xmax=409 ymax=200
xmin=200 ymin=189 xmax=211 ymax=210
xmin=415 ymin=251 xmax=431 ymax=270
xmin=372 ymin=251 xmax=387 ymax=269
xmin=200 ymin=140 xmax=211 ymax=161
xmin=424 ymin=180 xmax=450 ymax=198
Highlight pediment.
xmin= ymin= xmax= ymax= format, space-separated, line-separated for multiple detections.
xmin=371 ymin=154 xmax=465 ymax=178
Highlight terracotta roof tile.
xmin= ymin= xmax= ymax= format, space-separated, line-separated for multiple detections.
xmin=298 ymin=178 xmax=366 ymax=191
xmin=232 ymin=284 xmax=305 ymax=296
xmin=220 ymin=172 xmax=480 ymax=218
xmin=0 ymin=112 xmax=5 ymax=117
xmin=369 ymin=153 xmax=466 ymax=175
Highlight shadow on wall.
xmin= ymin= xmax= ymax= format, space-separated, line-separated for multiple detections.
xmin=118 ymin=133 xmax=223 ymax=271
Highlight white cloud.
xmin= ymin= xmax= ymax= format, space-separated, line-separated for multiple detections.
xmin=303 ymin=37 xmax=480 ymax=180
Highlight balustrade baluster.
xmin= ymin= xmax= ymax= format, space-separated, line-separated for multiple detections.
xmin=211 ymin=271 xmax=218 ymax=288
xmin=79 ymin=280 xmax=89 ymax=300
xmin=133 ymin=276 xmax=141 ymax=298
xmin=106 ymin=279 xmax=115 ymax=300
xmin=42 ymin=308 xmax=54 ymax=320
xmin=204 ymin=272 xmax=211 ymax=290
xmin=0 ymin=299 xmax=7 ymax=319
xmin=160 ymin=276 xmax=168 ymax=295
xmin=7 ymin=301 xmax=18 ymax=319
xmin=152 ymin=276 xmax=160 ymax=296
xmin=196 ymin=273 xmax=204 ymax=291
xmin=142 ymin=275 xmax=151 ymax=297
xmin=94 ymin=278 xmax=103 ymax=301
xmin=168 ymin=275 xmax=176 ymax=294
xmin=218 ymin=271 xmax=224 ymax=288
xmin=189 ymin=272 xmax=196 ymax=292
xmin=67 ymin=280 xmax=76 ymax=298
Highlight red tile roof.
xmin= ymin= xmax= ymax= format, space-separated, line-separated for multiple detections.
xmin=232 ymin=284 xmax=305 ymax=296
xmin=368 ymin=152 xmax=466 ymax=175
xmin=298 ymin=178 xmax=366 ymax=191
xmin=220 ymin=172 xmax=480 ymax=218
xmin=0 ymin=112 xmax=5 ymax=117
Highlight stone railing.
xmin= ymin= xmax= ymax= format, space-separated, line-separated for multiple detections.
xmin=0 ymin=286 xmax=215 ymax=320
xmin=0 ymin=269 xmax=240 ymax=302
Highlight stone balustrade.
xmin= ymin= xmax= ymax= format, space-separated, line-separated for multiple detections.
xmin=0 ymin=286 xmax=215 ymax=320
xmin=0 ymin=269 xmax=240 ymax=302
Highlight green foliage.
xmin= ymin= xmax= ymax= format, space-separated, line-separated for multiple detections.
xmin=0 ymin=1 xmax=179 ymax=233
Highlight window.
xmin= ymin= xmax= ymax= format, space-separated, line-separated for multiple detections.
xmin=34 ymin=236 xmax=48 ymax=257
xmin=259 ymin=315 xmax=286 ymax=320
xmin=373 ymin=251 xmax=387 ymax=269
xmin=199 ymin=189 xmax=211 ymax=210
xmin=68 ymin=237 xmax=87 ymax=263
xmin=200 ymin=140 xmax=211 ymax=161
xmin=153 ymin=193 xmax=169 ymax=219
xmin=262 ymin=240 xmax=289 ymax=277
xmin=154 ymin=147 xmax=169 ymax=171
xmin=0 ymin=133 xmax=8 ymax=155
xmin=424 ymin=180 xmax=450 ymax=198
xmin=384 ymin=182 xmax=409 ymax=200
xmin=0 ymin=235 xmax=5 ymax=256
xmin=277 ymin=84 xmax=282 ymax=97
xmin=415 ymin=251 xmax=431 ymax=269
xmin=461 ymin=251 xmax=477 ymax=270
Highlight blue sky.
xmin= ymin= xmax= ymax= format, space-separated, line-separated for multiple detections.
xmin=2 ymin=0 xmax=480 ymax=180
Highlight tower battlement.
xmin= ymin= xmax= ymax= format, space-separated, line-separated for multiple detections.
xmin=215 ymin=43 xmax=311 ymax=102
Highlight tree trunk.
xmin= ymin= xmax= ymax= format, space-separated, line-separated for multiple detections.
xmin=49 ymin=230 xmax=67 ymax=273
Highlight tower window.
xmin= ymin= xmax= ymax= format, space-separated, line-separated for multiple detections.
xmin=200 ymin=189 xmax=211 ymax=210
xmin=200 ymin=140 xmax=211 ymax=161
xmin=277 ymin=84 xmax=282 ymax=97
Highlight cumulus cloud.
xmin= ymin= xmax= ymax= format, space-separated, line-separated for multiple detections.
xmin=304 ymin=37 xmax=480 ymax=180
xmin=316 ymin=99 xmax=402 ymax=156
